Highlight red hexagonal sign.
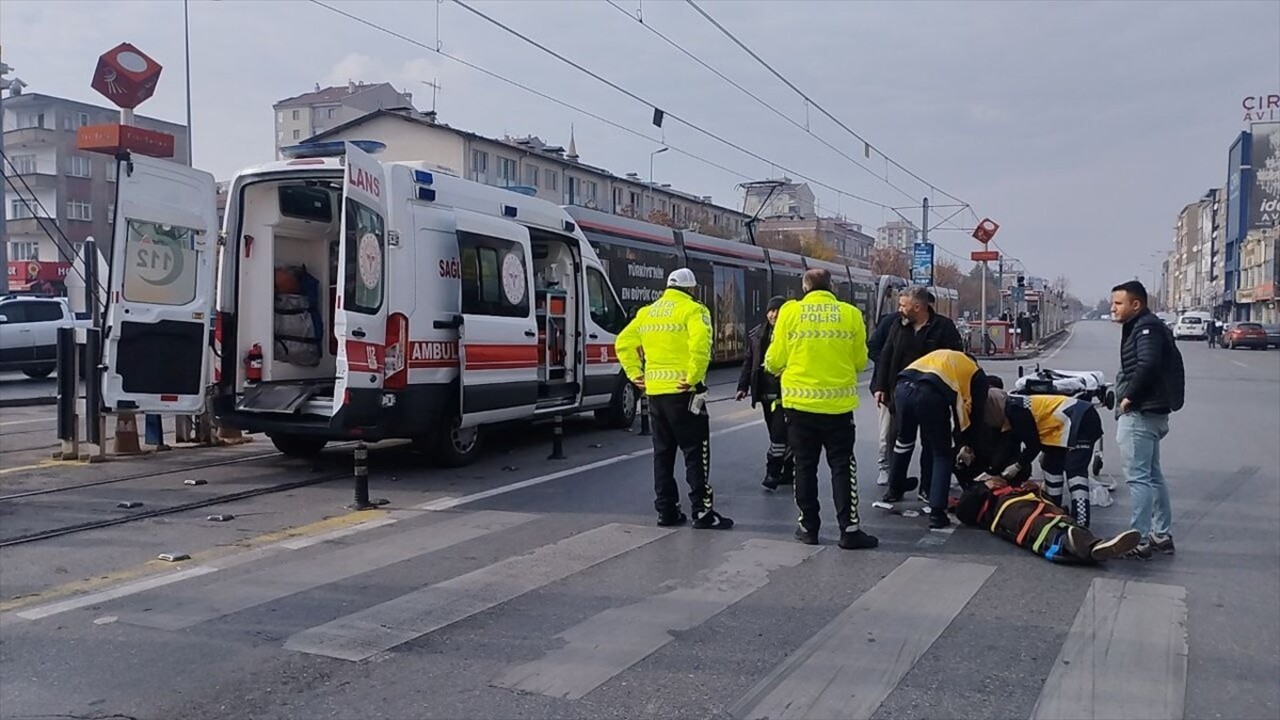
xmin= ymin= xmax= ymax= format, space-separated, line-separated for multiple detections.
xmin=91 ymin=43 xmax=163 ymax=110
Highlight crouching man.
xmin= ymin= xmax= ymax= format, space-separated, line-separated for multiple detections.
xmin=953 ymin=476 xmax=1140 ymax=564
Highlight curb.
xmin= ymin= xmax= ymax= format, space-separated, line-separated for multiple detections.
xmin=0 ymin=396 xmax=58 ymax=409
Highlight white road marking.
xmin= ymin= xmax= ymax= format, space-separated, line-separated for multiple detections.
xmin=1031 ymin=578 xmax=1188 ymax=720
xmin=115 ymin=511 xmax=538 ymax=631
xmin=493 ymin=538 xmax=822 ymax=699
xmin=14 ymin=566 xmax=220 ymax=621
xmin=730 ymin=556 xmax=995 ymax=720
xmin=1230 ymin=359 xmax=1249 ymax=368
xmin=284 ymin=523 xmax=674 ymax=662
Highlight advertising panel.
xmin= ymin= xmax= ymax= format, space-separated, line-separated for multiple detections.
xmin=1227 ymin=132 xmax=1250 ymax=246
xmin=1249 ymin=122 xmax=1280 ymax=230
xmin=911 ymin=242 xmax=934 ymax=286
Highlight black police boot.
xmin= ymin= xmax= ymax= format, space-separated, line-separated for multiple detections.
xmin=794 ymin=526 xmax=819 ymax=545
xmin=657 ymin=510 xmax=688 ymax=527
xmin=928 ymin=508 xmax=951 ymax=530
xmin=879 ymin=476 xmax=919 ymax=504
xmin=838 ymin=529 xmax=879 ymax=550
xmin=761 ymin=474 xmax=781 ymax=491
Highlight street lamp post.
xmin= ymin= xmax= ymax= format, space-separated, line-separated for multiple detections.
xmin=648 ymin=146 xmax=667 ymax=221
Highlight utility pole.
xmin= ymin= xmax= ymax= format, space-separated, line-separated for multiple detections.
xmin=0 ymin=51 xmax=22 ymax=274
xmin=997 ymin=256 xmax=1004 ymax=319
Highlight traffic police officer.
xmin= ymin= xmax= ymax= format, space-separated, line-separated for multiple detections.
xmin=883 ymin=348 xmax=990 ymax=529
xmin=764 ymin=268 xmax=878 ymax=549
xmin=998 ymin=391 xmax=1104 ymax=528
xmin=617 ymin=268 xmax=733 ymax=530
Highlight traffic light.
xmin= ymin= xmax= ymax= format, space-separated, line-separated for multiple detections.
xmin=1016 ymin=275 xmax=1025 ymax=288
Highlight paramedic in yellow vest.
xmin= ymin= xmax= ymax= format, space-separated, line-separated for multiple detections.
xmin=882 ymin=348 xmax=990 ymax=529
xmin=616 ymin=268 xmax=733 ymax=530
xmin=764 ymin=268 xmax=878 ymax=550
xmin=1001 ymin=392 xmax=1104 ymax=529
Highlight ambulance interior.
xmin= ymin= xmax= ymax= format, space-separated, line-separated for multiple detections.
xmin=231 ymin=178 xmax=343 ymax=414
xmin=530 ymin=231 xmax=581 ymax=408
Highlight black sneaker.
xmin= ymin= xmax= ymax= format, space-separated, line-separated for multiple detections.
xmin=1120 ymin=540 xmax=1154 ymax=560
xmin=657 ymin=510 xmax=687 ymax=527
xmin=838 ymin=529 xmax=879 ymax=550
xmin=1150 ymin=533 xmax=1176 ymax=555
xmin=692 ymin=510 xmax=734 ymax=530
xmin=880 ymin=476 xmax=919 ymax=504
xmin=1091 ymin=530 xmax=1142 ymax=561
xmin=928 ymin=510 xmax=951 ymax=530
xmin=794 ymin=526 xmax=819 ymax=545
xmin=762 ymin=475 xmax=781 ymax=491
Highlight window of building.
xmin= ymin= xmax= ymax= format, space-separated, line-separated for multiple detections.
xmin=525 ymin=165 xmax=539 ymax=187
xmin=544 ymin=169 xmax=558 ymax=191
xmin=586 ymin=268 xmax=626 ymax=333
xmin=612 ymin=187 xmax=623 ymax=211
xmin=67 ymin=201 xmax=93 ymax=221
xmin=9 ymin=154 xmax=37 ymax=175
xmin=10 ymin=241 xmax=38 ymax=261
xmin=68 ymin=155 xmax=92 ymax=178
xmin=497 ymin=157 xmax=517 ymax=186
xmin=106 ymin=161 xmax=117 ymax=183
xmin=78 ymin=112 xmax=90 ymax=128
xmin=291 ymin=109 xmax=300 ymax=121
xmin=277 ymin=111 xmax=284 ymax=123
xmin=566 ymin=176 xmax=580 ymax=206
xmin=107 ymin=204 xmax=116 ymax=225
xmin=629 ymin=191 xmax=640 ymax=210
xmin=16 ymin=112 xmax=45 ymax=130
xmin=458 ymin=231 xmax=529 ymax=318
xmin=10 ymin=199 xmax=34 ymax=219
xmin=585 ymin=181 xmax=598 ymax=203
xmin=471 ymin=150 xmax=489 ymax=183
xmin=292 ymin=129 xmax=301 ymax=140
xmin=327 ymin=107 xmax=337 ymax=118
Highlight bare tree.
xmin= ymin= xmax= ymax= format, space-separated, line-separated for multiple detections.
xmin=871 ymin=246 xmax=910 ymax=277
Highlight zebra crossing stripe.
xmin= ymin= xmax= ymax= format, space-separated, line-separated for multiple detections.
xmin=284 ymin=523 xmax=673 ymax=662
xmin=491 ymin=538 xmax=822 ymax=699
xmin=113 ymin=511 xmax=539 ymax=632
xmin=1031 ymin=578 xmax=1188 ymax=720
xmin=730 ymin=556 xmax=995 ymax=720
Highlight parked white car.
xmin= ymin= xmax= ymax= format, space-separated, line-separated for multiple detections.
xmin=1173 ymin=312 xmax=1211 ymax=340
xmin=0 ymin=296 xmax=91 ymax=378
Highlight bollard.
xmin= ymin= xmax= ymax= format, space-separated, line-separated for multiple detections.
xmin=81 ymin=327 xmax=106 ymax=462
xmin=548 ymin=414 xmax=566 ymax=460
xmin=639 ymin=393 xmax=651 ymax=436
xmin=348 ymin=441 xmax=388 ymax=510
xmin=55 ymin=327 xmax=79 ymax=460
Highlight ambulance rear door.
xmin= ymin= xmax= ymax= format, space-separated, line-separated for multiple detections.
xmin=456 ymin=209 xmax=538 ymax=428
xmin=102 ymin=154 xmax=219 ymax=414
xmin=333 ymin=142 xmax=390 ymax=421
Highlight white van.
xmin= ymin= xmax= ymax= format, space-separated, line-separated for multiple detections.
xmin=99 ymin=141 xmax=636 ymax=466
xmin=1173 ymin=311 xmax=1211 ymax=340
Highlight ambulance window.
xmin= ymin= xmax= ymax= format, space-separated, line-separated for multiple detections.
xmin=586 ymin=268 xmax=626 ymax=334
xmin=121 ymin=220 xmax=199 ymax=306
xmin=459 ymin=231 xmax=529 ymax=318
xmin=342 ymin=198 xmax=385 ymax=314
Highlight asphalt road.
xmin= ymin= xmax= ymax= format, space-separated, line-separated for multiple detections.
xmin=1 ymin=322 xmax=1276 ymax=720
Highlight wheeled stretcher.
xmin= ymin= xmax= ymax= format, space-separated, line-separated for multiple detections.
xmin=1013 ymin=364 xmax=1114 ymax=481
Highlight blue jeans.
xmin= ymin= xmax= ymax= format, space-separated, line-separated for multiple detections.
xmin=1117 ymin=411 xmax=1171 ymax=537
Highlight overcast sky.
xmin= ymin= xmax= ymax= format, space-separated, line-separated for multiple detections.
xmin=4 ymin=0 xmax=1278 ymax=300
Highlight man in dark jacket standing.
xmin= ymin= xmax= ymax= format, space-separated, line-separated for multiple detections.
xmin=871 ymin=287 xmax=965 ymax=493
xmin=1110 ymin=280 xmax=1185 ymax=560
xmin=736 ymin=296 xmax=792 ymax=490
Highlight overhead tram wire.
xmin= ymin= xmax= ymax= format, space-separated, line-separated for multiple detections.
xmin=602 ymin=0 xmax=926 ymax=209
xmin=309 ymin=0 xmax=899 ymax=214
xmin=682 ymin=0 xmax=969 ymax=210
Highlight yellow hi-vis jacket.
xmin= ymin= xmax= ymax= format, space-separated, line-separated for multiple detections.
xmin=616 ymin=288 xmax=713 ymax=396
xmin=899 ymin=349 xmax=987 ymax=434
xmin=763 ymin=290 xmax=868 ymax=414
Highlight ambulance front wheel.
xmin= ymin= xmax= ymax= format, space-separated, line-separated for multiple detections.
xmin=270 ymin=433 xmax=328 ymax=458
xmin=594 ymin=376 xmax=638 ymax=429
xmin=430 ymin=420 xmax=483 ymax=468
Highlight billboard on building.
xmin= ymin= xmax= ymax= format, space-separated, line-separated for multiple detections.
xmin=911 ymin=242 xmax=934 ymax=286
xmin=1227 ymin=132 xmax=1250 ymax=245
xmin=1249 ymin=122 xmax=1280 ymax=230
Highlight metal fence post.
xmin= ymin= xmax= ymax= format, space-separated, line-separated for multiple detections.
xmin=55 ymin=327 xmax=79 ymax=460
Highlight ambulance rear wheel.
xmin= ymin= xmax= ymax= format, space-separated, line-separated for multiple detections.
xmin=270 ymin=433 xmax=327 ymax=458
xmin=594 ymin=377 xmax=637 ymax=429
xmin=431 ymin=421 xmax=483 ymax=468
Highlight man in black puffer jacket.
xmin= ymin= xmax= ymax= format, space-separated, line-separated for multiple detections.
xmin=1110 ymin=280 xmax=1185 ymax=560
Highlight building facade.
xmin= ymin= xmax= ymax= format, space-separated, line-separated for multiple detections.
xmin=741 ymin=179 xmax=816 ymax=220
xmin=304 ymin=107 xmax=749 ymax=239
xmin=755 ymin=217 xmax=873 ymax=268
xmin=3 ymin=92 xmax=189 ymax=265
xmin=876 ymin=220 xmax=920 ymax=252
xmin=273 ymin=82 xmax=418 ymax=157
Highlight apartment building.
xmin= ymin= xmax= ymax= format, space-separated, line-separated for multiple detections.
xmin=273 ymin=81 xmax=418 ymax=158
xmin=741 ymin=179 xmax=816 ymax=220
xmin=303 ymin=107 xmax=749 ymax=239
xmin=755 ymin=217 xmax=874 ymax=268
xmin=876 ymin=220 xmax=920 ymax=252
xmin=3 ymin=92 xmax=189 ymax=264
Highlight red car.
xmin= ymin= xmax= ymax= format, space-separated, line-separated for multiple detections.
xmin=1224 ymin=322 xmax=1270 ymax=350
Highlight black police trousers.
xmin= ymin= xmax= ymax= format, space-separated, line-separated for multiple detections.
xmin=649 ymin=393 xmax=713 ymax=516
xmin=787 ymin=409 xmax=860 ymax=533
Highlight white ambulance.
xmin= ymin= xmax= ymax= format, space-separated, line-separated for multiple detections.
xmin=100 ymin=141 xmax=636 ymax=466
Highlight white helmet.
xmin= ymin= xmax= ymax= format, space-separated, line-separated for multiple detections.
xmin=667 ymin=268 xmax=697 ymax=288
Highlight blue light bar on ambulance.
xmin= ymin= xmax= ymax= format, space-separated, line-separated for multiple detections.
xmin=279 ymin=140 xmax=386 ymax=160
xmin=412 ymin=169 xmax=434 ymax=186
